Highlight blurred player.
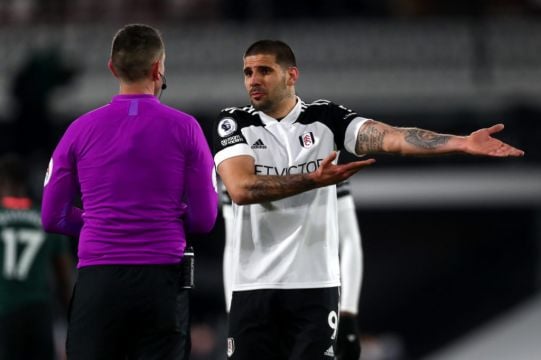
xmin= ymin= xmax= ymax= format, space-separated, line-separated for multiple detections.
xmin=335 ymin=181 xmax=362 ymax=360
xmin=0 ymin=153 xmax=73 ymax=360
xmin=220 ymin=180 xmax=236 ymax=313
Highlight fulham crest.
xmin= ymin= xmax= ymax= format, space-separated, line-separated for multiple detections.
xmin=299 ymin=132 xmax=315 ymax=148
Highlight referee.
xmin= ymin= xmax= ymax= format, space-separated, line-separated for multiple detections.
xmin=213 ymin=39 xmax=523 ymax=360
xmin=42 ymin=24 xmax=218 ymax=360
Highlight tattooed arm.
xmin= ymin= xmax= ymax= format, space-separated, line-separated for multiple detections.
xmin=355 ymin=120 xmax=524 ymax=157
xmin=217 ymin=153 xmax=375 ymax=205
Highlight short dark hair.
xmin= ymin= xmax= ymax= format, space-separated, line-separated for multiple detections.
xmin=0 ymin=153 xmax=27 ymax=189
xmin=110 ymin=24 xmax=164 ymax=82
xmin=244 ymin=40 xmax=297 ymax=68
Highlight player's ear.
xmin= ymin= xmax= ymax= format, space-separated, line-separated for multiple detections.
xmin=286 ymin=66 xmax=299 ymax=86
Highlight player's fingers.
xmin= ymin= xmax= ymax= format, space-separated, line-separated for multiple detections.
xmin=489 ymin=144 xmax=525 ymax=157
xmin=320 ymin=151 xmax=338 ymax=168
xmin=351 ymin=158 xmax=376 ymax=169
xmin=485 ymin=123 xmax=505 ymax=135
xmin=343 ymin=158 xmax=376 ymax=172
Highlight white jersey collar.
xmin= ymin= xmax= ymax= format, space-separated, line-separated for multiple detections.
xmin=258 ymin=96 xmax=303 ymax=126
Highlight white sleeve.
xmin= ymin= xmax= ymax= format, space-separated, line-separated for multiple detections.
xmin=344 ymin=116 xmax=370 ymax=156
xmin=214 ymin=143 xmax=254 ymax=169
xmin=338 ymin=195 xmax=363 ymax=314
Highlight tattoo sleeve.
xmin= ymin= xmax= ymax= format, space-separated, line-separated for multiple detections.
xmin=248 ymin=174 xmax=317 ymax=202
xmin=355 ymin=123 xmax=387 ymax=154
xmin=403 ymin=128 xmax=450 ymax=149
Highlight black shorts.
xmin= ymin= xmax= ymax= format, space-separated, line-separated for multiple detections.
xmin=0 ymin=302 xmax=56 ymax=360
xmin=66 ymin=265 xmax=190 ymax=360
xmin=227 ymin=287 xmax=339 ymax=360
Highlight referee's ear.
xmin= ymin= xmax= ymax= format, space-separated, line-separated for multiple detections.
xmin=108 ymin=59 xmax=119 ymax=79
xmin=286 ymin=66 xmax=299 ymax=86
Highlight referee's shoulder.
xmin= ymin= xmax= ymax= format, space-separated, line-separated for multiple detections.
xmin=159 ymin=103 xmax=199 ymax=124
xmin=67 ymin=104 xmax=110 ymax=129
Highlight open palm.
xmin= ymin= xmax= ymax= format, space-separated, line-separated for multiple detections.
xmin=466 ymin=124 xmax=524 ymax=157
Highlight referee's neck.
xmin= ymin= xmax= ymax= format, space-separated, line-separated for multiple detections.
xmin=118 ymin=81 xmax=155 ymax=96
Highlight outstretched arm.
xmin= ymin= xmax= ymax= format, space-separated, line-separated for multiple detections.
xmin=356 ymin=121 xmax=525 ymax=157
xmin=217 ymin=152 xmax=375 ymax=205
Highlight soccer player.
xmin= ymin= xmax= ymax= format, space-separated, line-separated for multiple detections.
xmin=41 ymin=24 xmax=218 ymax=360
xmin=213 ymin=39 xmax=524 ymax=360
xmin=0 ymin=153 xmax=73 ymax=360
xmin=221 ymin=180 xmax=363 ymax=360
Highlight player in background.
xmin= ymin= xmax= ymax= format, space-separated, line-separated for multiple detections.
xmin=220 ymin=180 xmax=236 ymax=314
xmin=221 ymin=179 xmax=363 ymax=360
xmin=335 ymin=181 xmax=362 ymax=360
xmin=0 ymin=153 xmax=73 ymax=360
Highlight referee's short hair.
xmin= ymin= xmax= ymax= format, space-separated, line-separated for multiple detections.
xmin=110 ymin=24 xmax=164 ymax=83
xmin=244 ymin=40 xmax=297 ymax=68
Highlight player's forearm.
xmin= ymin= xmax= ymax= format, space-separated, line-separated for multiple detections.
xmin=396 ymin=127 xmax=467 ymax=155
xmin=231 ymin=173 xmax=317 ymax=205
xmin=355 ymin=120 xmax=466 ymax=156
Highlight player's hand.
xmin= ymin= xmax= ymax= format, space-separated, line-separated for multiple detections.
xmin=311 ymin=151 xmax=375 ymax=188
xmin=465 ymin=124 xmax=524 ymax=157
xmin=336 ymin=313 xmax=361 ymax=360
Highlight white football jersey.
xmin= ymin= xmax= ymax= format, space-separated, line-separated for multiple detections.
xmin=213 ymin=97 xmax=368 ymax=291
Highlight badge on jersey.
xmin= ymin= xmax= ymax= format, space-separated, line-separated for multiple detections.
xmin=218 ymin=118 xmax=237 ymax=138
xmin=43 ymin=158 xmax=53 ymax=186
xmin=299 ymin=132 xmax=315 ymax=148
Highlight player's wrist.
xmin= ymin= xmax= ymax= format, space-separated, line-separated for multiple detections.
xmin=305 ymin=171 xmax=320 ymax=189
xmin=449 ymin=135 xmax=468 ymax=153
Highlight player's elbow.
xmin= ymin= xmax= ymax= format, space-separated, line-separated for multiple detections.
xmin=227 ymin=189 xmax=252 ymax=205
xmin=222 ymin=177 xmax=258 ymax=205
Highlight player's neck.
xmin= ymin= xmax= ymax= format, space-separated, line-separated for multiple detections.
xmin=0 ymin=185 xmax=26 ymax=198
xmin=2 ymin=196 xmax=32 ymax=209
xmin=1 ymin=186 xmax=31 ymax=209
xmin=267 ymin=95 xmax=297 ymax=120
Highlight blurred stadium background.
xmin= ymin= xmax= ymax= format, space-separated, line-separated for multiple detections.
xmin=1 ymin=0 xmax=540 ymax=359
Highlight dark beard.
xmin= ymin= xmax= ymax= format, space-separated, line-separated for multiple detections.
xmin=250 ymin=98 xmax=274 ymax=114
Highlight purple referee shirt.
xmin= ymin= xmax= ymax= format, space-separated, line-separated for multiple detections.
xmin=42 ymin=94 xmax=218 ymax=268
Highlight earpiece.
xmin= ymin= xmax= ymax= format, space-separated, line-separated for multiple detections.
xmin=160 ymin=73 xmax=167 ymax=90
